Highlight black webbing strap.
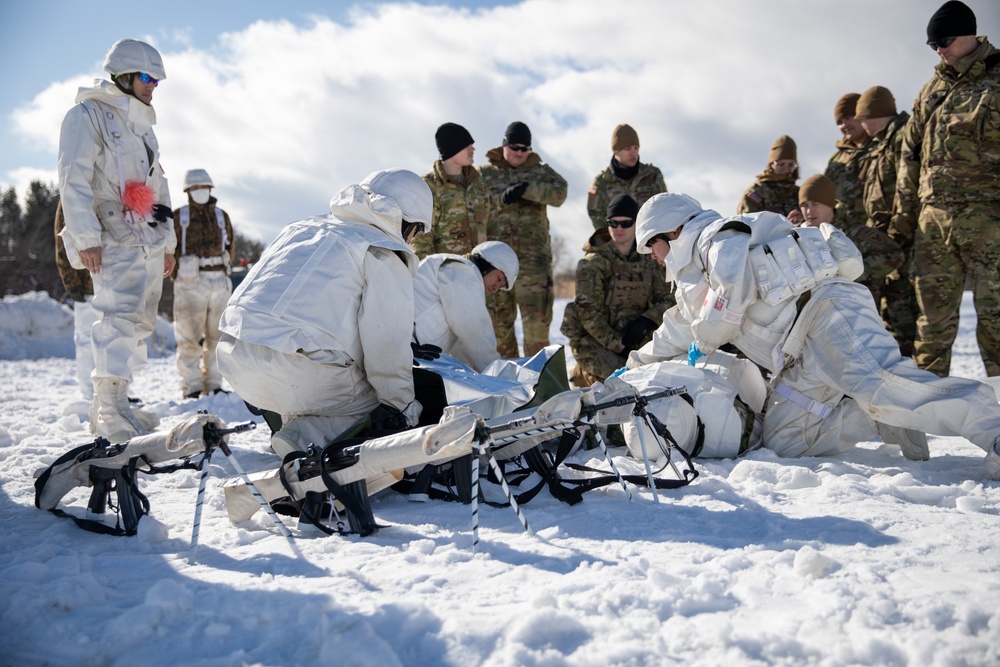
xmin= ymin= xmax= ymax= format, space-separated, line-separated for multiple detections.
xmin=278 ymin=449 xmax=337 ymax=536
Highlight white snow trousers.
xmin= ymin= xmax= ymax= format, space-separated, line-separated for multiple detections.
xmin=90 ymin=243 xmax=164 ymax=381
xmin=73 ymin=297 xmax=99 ymax=400
xmin=764 ymin=281 xmax=1000 ymax=457
xmin=217 ymin=334 xmax=380 ymax=457
xmin=173 ymin=271 xmax=231 ymax=395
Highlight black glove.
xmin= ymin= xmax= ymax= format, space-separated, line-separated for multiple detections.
xmin=501 ymin=182 xmax=529 ymax=205
xmin=621 ymin=316 xmax=658 ymax=351
xmin=152 ymin=204 xmax=174 ymax=224
xmin=411 ymin=342 xmax=443 ymax=362
xmin=369 ymin=403 xmax=408 ymax=432
xmin=67 ymin=286 xmax=86 ymax=303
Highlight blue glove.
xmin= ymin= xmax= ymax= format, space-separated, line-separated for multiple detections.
xmin=687 ymin=342 xmax=705 ymax=366
xmin=608 ymin=366 xmax=628 ymax=379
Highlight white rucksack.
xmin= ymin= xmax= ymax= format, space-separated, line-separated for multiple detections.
xmin=618 ymin=352 xmax=766 ymax=459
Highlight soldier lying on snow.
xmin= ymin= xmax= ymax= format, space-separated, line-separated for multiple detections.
xmin=628 ymin=192 xmax=1000 ymax=479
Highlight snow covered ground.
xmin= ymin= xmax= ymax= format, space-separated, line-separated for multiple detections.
xmin=1 ymin=292 xmax=998 ymax=667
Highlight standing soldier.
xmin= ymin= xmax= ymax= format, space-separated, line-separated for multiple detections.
xmin=894 ymin=0 xmax=1000 ymax=376
xmin=824 ymin=93 xmax=872 ymax=231
xmin=57 ymin=38 xmax=175 ymax=441
xmin=478 ymin=121 xmax=567 ymax=357
xmin=171 ymin=168 xmax=235 ymax=398
xmin=562 ymin=194 xmax=673 ymax=386
xmin=796 ymin=174 xmax=903 ymax=295
xmin=737 ymin=135 xmax=801 ymax=217
xmin=586 ymin=124 xmax=666 ymax=230
xmin=413 ymin=122 xmax=491 ymax=259
xmin=855 ymin=86 xmax=917 ymax=357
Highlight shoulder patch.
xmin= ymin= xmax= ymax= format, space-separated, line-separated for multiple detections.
xmin=748 ymin=193 xmax=763 ymax=204
xmin=588 ymin=185 xmax=598 ymax=195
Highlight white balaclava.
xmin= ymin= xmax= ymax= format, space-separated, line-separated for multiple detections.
xmin=190 ymin=189 xmax=211 ymax=205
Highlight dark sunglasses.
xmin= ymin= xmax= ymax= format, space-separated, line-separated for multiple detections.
xmin=645 ymin=234 xmax=670 ymax=248
xmin=137 ymin=72 xmax=159 ymax=87
xmin=927 ymin=36 xmax=957 ymax=50
xmin=607 ymin=218 xmax=635 ymax=229
xmin=507 ymin=144 xmax=531 ymax=153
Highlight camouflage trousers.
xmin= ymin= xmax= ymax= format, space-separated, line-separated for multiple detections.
xmin=912 ymin=201 xmax=1000 ymax=377
xmin=487 ymin=259 xmax=553 ymax=358
xmin=568 ymin=334 xmax=625 ymax=388
xmin=867 ymin=255 xmax=918 ymax=358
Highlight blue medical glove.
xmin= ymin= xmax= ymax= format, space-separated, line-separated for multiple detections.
xmin=687 ymin=342 xmax=705 ymax=366
xmin=608 ymin=366 xmax=628 ymax=379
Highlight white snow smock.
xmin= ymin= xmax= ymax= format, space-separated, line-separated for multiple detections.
xmin=631 ymin=210 xmax=1000 ymax=464
xmin=217 ymin=183 xmax=420 ymax=427
xmin=57 ymin=80 xmax=174 ymax=263
xmin=413 ymin=255 xmax=500 ymax=372
xmin=56 ymin=80 xmax=173 ymax=383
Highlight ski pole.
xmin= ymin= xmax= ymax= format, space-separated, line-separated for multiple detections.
xmin=633 ymin=413 xmax=660 ymax=505
xmin=484 ymin=444 xmax=533 ymax=536
xmin=204 ymin=421 xmax=303 ymax=558
xmin=587 ymin=425 xmax=632 ymax=501
xmin=187 ymin=446 xmax=215 ymax=565
xmin=471 ymin=441 xmax=482 ymax=553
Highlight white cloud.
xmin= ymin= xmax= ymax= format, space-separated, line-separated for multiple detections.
xmin=9 ymin=0 xmax=998 ymax=262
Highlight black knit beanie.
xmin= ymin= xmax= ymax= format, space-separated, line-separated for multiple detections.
xmin=503 ymin=121 xmax=531 ymax=147
xmin=607 ymin=194 xmax=639 ymax=221
xmin=435 ymin=123 xmax=474 ymax=161
xmin=927 ymin=1 xmax=976 ymax=42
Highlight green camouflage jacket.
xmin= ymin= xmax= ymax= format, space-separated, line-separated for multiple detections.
xmin=861 ymin=112 xmax=910 ymax=233
xmin=54 ymin=201 xmax=93 ymax=299
xmin=478 ymin=147 xmax=567 ymax=263
xmin=561 ymin=230 xmax=673 ymax=353
xmin=413 ymin=162 xmax=492 ymax=259
xmin=171 ymin=199 xmax=235 ymax=269
xmin=736 ymin=170 xmax=800 ymax=216
xmin=897 ymin=37 xmax=1000 ymax=216
xmin=825 ymin=137 xmax=873 ymax=230
xmin=586 ymin=160 xmax=666 ymax=229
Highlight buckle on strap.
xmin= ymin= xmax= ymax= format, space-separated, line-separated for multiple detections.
xmin=774 ymin=381 xmax=834 ymax=419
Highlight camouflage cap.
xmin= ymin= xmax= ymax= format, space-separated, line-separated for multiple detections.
xmin=834 ymin=93 xmax=860 ymax=123
xmin=855 ymin=86 xmax=896 ymax=120
xmin=611 ymin=124 xmax=640 ymax=151
xmin=768 ymin=135 xmax=797 ymax=163
xmin=798 ymin=174 xmax=837 ymax=208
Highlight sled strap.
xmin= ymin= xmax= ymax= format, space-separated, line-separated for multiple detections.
xmin=773 ymin=381 xmax=834 ymax=419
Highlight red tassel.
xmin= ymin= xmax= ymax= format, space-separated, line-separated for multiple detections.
xmin=122 ymin=181 xmax=156 ymax=218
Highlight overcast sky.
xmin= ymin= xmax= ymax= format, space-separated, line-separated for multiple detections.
xmin=2 ymin=0 xmax=997 ymax=267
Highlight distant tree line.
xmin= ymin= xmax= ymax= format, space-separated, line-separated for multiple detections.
xmin=0 ymin=180 xmax=265 ymax=317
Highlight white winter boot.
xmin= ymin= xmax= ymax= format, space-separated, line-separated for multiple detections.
xmin=92 ymin=377 xmax=147 ymax=442
xmin=114 ymin=379 xmax=159 ymax=432
xmin=877 ymin=422 xmax=930 ymax=461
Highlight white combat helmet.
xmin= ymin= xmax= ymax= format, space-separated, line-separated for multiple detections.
xmin=360 ymin=169 xmax=433 ymax=230
xmin=635 ymin=192 xmax=704 ymax=254
xmin=103 ymin=38 xmax=166 ymax=80
xmin=472 ymin=240 xmax=519 ymax=290
xmin=182 ymin=169 xmax=214 ymax=192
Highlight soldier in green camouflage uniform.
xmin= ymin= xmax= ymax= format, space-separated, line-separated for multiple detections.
xmin=893 ymin=1 xmax=1000 ymax=376
xmin=854 ymin=86 xmax=918 ymax=357
xmin=797 ymin=174 xmax=903 ymax=291
xmin=413 ymin=123 xmax=491 ymax=259
xmin=562 ymin=195 xmax=674 ymax=386
xmin=737 ymin=135 xmax=800 ymax=217
xmin=478 ymin=122 xmax=567 ymax=357
xmin=586 ymin=124 xmax=667 ymax=230
xmin=824 ymin=93 xmax=873 ymax=231
xmin=55 ymin=200 xmax=99 ymax=400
